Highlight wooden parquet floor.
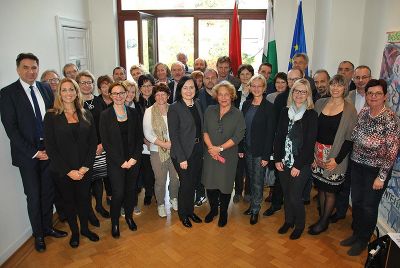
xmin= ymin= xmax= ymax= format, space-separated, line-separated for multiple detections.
xmin=4 ymin=189 xmax=366 ymax=268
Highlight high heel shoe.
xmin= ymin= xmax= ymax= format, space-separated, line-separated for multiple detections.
xmin=111 ymin=224 xmax=120 ymax=238
xmin=125 ymin=217 xmax=137 ymax=231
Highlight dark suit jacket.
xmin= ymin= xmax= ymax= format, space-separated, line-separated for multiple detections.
xmin=44 ymin=111 xmax=97 ymax=177
xmin=0 ymin=80 xmax=54 ymax=168
xmin=99 ymin=106 xmax=143 ymax=167
xmin=168 ymin=81 xmax=176 ymax=104
xmin=240 ymin=98 xmax=276 ymax=160
xmin=167 ymin=100 xmax=203 ymax=163
xmin=274 ymin=108 xmax=318 ymax=170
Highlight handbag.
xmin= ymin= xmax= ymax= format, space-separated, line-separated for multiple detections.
xmin=364 ymin=228 xmax=390 ymax=268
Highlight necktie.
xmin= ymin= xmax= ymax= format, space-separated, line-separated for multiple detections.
xmin=29 ymin=86 xmax=44 ymax=139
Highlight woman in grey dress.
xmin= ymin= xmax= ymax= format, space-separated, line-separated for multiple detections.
xmin=202 ymin=81 xmax=246 ymax=227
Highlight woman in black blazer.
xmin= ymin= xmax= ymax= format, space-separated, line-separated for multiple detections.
xmin=241 ymin=74 xmax=276 ymax=225
xmin=274 ymin=78 xmax=318 ymax=240
xmin=168 ymin=76 xmax=204 ymax=228
xmin=99 ymin=82 xmax=143 ymax=238
xmin=44 ymin=78 xmax=99 ymax=248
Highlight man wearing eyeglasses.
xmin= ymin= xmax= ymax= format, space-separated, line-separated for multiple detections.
xmin=40 ymin=69 xmax=60 ymax=94
xmin=347 ymin=65 xmax=372 ymax=114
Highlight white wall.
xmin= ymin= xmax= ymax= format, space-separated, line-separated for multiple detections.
xmin=88 ymin=0 xmax=119 ymax=78
xmin=0 ymin=0 xmax=89 ymax=265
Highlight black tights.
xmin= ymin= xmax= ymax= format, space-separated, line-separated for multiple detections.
xmin=312 ymin=190 xmax=336 ymax=232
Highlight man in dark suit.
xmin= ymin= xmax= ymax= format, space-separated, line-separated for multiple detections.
xmin=168 ymin=62 xmax=185 ymax=104
xmin=337 ymin=60 xmax=356 ymax=91
xmin=0 ymin=53 xmax=67 ymax=253
xmin=216 ymin=56 xmax=241 ymax=89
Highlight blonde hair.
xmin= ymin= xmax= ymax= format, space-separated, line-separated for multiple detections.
xmin=212 ymin=80 xmax=237 ymax=101
xmin=50 ymin=78 xmax=90 ymax=122
xmin=248 ymin=74 xmax=267 ymax=90
xmin=122 ymin=80 xmax=139 ymax=102
xmin=287 ymin=78 xmax=314 ymax=109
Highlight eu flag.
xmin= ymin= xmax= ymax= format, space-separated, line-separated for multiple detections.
xmin=288 ymin=0 xmax=308 ymax=75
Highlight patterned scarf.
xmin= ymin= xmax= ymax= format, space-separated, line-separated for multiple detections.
xmin=151 ymin=104 xmax=170 ymax=162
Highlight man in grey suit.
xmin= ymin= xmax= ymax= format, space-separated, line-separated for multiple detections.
xmin=346 ymin=65 xmax=371 ymax=113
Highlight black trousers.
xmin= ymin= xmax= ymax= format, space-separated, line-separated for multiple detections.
xmin=172 ymin=142 xmax=203 ymax=220
xmin=234 ymin=157 xmax=250 ymax=196
xmin=109 ymin=164 xmax=139 ymax=223
xmin=54 ymin=174 xmax=91 ymax=234
xmin=138 ymin=155 xmax=155 ymax=198
xmin=334 ymin=162 xmax=351 ymax=217
xmin=207 ymin=189 xmax=231 ymax=216
xmin=351 ymin=161 xmax=389 ymax=243
xmin=19 ymin=160 xmax=54 ymax=237
xmin=279 ymin=166 xmax=310 ymax=230
xmin=52 ymin=170 xmax=66 ymax=218
xmin=271 ymin=166 xmax=283 ymax=209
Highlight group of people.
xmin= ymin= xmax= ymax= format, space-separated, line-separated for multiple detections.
xmin=1 ymin=51 xmax=399 ymax=258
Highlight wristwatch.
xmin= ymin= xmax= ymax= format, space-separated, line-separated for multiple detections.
xmin=219 ymin=146 xmax=224 ymax=152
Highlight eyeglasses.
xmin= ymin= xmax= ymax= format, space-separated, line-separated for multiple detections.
xmin=354 ymin=76 xmax=370 ymax=80
xmin=46 ymin=78 xmax=60 ymax=84
xmin=79 ymin=81 xmax=93 ymax=86
xmin=366 ymin=91 xmax=384 ymax=97
xmin=111 ymin=92 xmax=127 ymax=97
xmin=293 ymin=89 xmax=308 ymax=95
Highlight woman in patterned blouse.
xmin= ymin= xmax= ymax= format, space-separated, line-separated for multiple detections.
xmin=341 ymin=79 xmax=400 ymax=256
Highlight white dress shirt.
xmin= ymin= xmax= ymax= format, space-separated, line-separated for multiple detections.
xmin=355 ymin=90 xmax=366 ymax=114
xmin=20 ymin=79 xmax=46 ymax=120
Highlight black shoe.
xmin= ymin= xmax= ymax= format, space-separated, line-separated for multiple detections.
xmin=81 ymin=230 xmax=99 ymax=242
xmin=111 ymin=224 xmax=120 ymax=238
xmin=44 ymin=228 xmax=68 ymax=238
xmin=340 ymin=235 xmax=358 ymax=247
xmin=69 ymin=233 xmax=79 ymax=248
xmin=263 ymin=206 xmax=281 ymax=217
xmin=181 ymin=217 xmax=192 ymax=228
xmin=308 ymin=223 xmax=328 ymax=235
xmin=88 ymin=214 xmax=100 ymax=227
xmin=330 ymin=213 xmax=345 ymax=223
xmin=205 ymin=211 xmax=218 ymax=223
xmin=278 ymin=222 xmax=294 ymax=234
xmin=188 ymin=213 xmax=202 ymax=223
xmin=125 ymin=217 xmax=137 ymax=231
xmin=144 ymin=196 xmax=152 ymax=206
xmin=96 ymin=207 xmax=111 ymax=218
xmin=290 ymin=228 xmax=304 ymax=240
xmin=34 ymin=236 xmax=46 ymax=252
xmin=250 ymin=213 xmax=259 ymax=225
xmin=243 ymin=207 xmax=252 ymax=215
xmin=347 ymin=241 xmax=368 ymax=256
xmin=218 ymin=212 xmax=228 ymax=227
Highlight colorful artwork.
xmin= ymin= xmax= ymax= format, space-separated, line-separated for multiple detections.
xmin=378 ymin=32 xmax=400 ymax=233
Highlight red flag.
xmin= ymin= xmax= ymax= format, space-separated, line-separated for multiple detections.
xmin=229 ymin=0 xmax=242 ymax=76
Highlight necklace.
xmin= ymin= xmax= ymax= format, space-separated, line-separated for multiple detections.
xmin=369 ymin=106 xmax=386 ymax=118
xmin=186 ymin=100 xmax=194 ymax=107
xmin=84 ymin=99 xmax=94 ymax=110
xmin=114 ymin=105 xmax=127 ymax=120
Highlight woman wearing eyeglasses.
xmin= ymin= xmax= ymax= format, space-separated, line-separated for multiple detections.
xmin=168 ymin=76 xmax=204 ymax=228
xmin=341 ymin=79 xmax=400 ymax=256
xmin=99 ymin=82 xmax=143 ymax=238
xmin=309 ymin=75 xmax=357 ymax=236
xmin=274 ymin=78 xmax=318 ymax=240
xmin=44 ymin=78 xmax=99 ymax=248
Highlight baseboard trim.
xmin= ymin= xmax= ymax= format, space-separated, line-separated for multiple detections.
xmin=0 ymin=227 xmax=33 ymax=267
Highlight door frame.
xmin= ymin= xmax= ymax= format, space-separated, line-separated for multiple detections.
xmin=55 ymin=16 xmax=93 ymax=74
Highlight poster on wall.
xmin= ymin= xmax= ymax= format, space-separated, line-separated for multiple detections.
xmin=378 ymin=30 xmax=400 ymax=233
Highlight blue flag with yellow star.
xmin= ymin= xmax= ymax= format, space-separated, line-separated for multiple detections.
xmin=288 ymin=0 xmax=307 ymax=74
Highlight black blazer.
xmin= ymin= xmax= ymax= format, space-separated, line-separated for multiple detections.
xmin=274 ymin=108 xmax=318 ymax=170
xmin=44 ymin=111 xmax=97 ymax=176
xmin=240 ymin=98 xmax=276 ymax=160
xmin=0 ymin=80 xmax=54 ymax=168
xmin=168 ymin=81 xmax=176 ymax=104
xmin=99 ymin=106 xmax=143 ymax=167
xmin=167 ymin=100 xmax=203 ymax=163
